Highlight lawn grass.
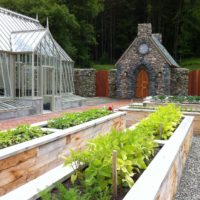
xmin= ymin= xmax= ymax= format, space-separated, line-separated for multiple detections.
xmin=92 ymin=64 xmax=115 ymax=71
xmin=180 ymin=58 xmax=200 ymax=70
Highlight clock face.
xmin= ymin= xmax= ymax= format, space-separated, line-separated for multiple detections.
xmin=138 ymin=43 xmax=149 ymax=54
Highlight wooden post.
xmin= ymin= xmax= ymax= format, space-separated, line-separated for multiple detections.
xmin=159 ymin=123 xmax=163 ymax=139
xmin=112 ymin=150 xmax=117 ymax=199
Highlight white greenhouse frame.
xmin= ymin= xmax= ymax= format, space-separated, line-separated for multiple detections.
xmin=0 ymin=7 xmax=75 ymax=112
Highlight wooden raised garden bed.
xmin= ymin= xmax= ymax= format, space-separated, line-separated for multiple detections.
xmin=1 ymin=105 xmax=194 ymax=200
xmin=120 ymin=102 xmax=200 ymax=135
xmin=0 ymin=110 xmax=126 ymax=196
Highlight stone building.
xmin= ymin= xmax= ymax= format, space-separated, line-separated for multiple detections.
xmin=116 ymin=23 xmax=188 ymax=98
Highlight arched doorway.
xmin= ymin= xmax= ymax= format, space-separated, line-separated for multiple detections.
xmin=136 ymin=69 xmax=149 ymax=98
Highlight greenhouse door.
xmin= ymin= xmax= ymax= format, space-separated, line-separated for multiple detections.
xmin=42 ymin=66 xmax=55 ymax=111
xmin=136 ymin=69 xmax=149 ymax=98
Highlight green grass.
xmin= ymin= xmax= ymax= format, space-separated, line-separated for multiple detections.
xmin=92 ymin=64 xmax=115 ymax=71
xmin=180 ymin=58 xmax=200 ymax=70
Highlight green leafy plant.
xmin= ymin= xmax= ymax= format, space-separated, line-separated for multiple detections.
xmin=153 ymin=95 xmax=200 ymax=104
xmin=63 ymin=104 xmax=181 ymax=191
xmin=136 ymin=104 xmax=182 ymax=140
xmin=40 ymin=104 xmax=182 ymax=199
xmin=40 ymin=182 xmax=110 ymax=200
xmin=0 ymin=125 xmax=50 ymax=149
xmin=47 ymin=108 xmax=111 ymax=129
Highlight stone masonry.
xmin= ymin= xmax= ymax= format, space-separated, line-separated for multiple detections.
xmin=171 ymin=68 xmax=189 ymax=95
xmin=109 ymin=69 xmax=117 ymax=98
xmin=74 ymin=69 xmax=96 ymax=97
xmin=115 ymin=23 xmax=188 ymax=98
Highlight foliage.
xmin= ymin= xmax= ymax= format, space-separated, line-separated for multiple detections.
xmin=136 ymin=104 xmax=182 ymax=140
xmin=63 ymin=104 xmax=181 ymax=196
xmin=40 ymin=183 xmax=89 ymax=200
xmin=1 ymin=0 xmax=200 ymax=65
xmin=40 ymin=182 xmax=111 ymax=200
xmin=0 ymin=125 xmax=49 ymax=149
xmin=153 ymin=95 xmax=200 ymax=103
xmin=47 ymin=108 xmax=112 ymax=129
xmin=0 ymin=0 xmax=103 ymax=67
xmin=39 ymin=104 xmax=182 ymax=199
xmin=180 ymin=58 xmax=200 ymax=70
xmin=63 ymin=128 xmax=156 ymax=197
xmin=92 ymin=64 xmax=115 ymax=71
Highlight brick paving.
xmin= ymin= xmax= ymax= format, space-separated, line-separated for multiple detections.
xmin=0 ymin=98 xmax=135 ymax=130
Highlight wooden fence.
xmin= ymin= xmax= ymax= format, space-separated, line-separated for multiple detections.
xmin=188 ymin=70 xmax=200 ymax=96
xmin=96 ymin=70 xmax=109 ymax=97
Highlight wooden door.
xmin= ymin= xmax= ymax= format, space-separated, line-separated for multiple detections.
xmin=96 ymin=70 xmax=109 ymax=97
xmin=136 ymin=69 xmax=149 ymax=98
xmin=188 ymin=70 xmax=200 ymax=96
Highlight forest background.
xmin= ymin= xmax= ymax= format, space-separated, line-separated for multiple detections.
xmin=0 ymin=0 xmax=199 ymax=69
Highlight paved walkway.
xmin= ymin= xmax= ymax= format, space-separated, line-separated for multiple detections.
xmin=0 ymin=98 xmax=134 ymax=130
xmin=175 ymin=136 xmax=200 ymax=200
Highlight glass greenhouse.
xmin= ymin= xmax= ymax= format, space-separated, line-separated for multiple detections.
xmin=0 ymin=7 xmax=76 ymax=113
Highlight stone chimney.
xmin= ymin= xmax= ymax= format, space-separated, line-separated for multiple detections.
xmin=137 ymin=23 xmax=152 ymax=37
xmin=152 ymin=33 xmax=162 ymax=43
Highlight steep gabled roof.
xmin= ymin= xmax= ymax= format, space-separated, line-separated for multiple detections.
xmin=116 ymin=33 xmax=180 ymax=67
xmin=151 ymin=35 xmax=179 ymax=67
xmin=0 ymin=7 xmax=41 ymax=51
xmin=11 ymin=29 xmax=46 ymax=52
xmin=0 ymin=7 xmax=73 ymax=62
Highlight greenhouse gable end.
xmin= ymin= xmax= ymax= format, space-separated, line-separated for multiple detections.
xmin=0 ymin=7 xmax=78 ymax=117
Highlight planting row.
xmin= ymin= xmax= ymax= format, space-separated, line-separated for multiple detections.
xmin=0 ymin=107 xmax=122 ymax=196
xmin=151 ymin=95 xmax=200 ymax=104
xmin=0 ymin=108 xmax=112 ymax=149
xmin=40 ymin=104 xmax=183 ymax=200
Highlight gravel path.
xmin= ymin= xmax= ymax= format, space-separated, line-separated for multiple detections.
xmin=175 ymin=136 xmax=200 ymax=200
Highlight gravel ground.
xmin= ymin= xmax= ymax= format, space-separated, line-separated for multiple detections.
xmin=175 ymin=136 xmax=200 ymax=200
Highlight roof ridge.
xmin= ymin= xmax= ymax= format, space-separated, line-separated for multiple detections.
xmin=11 ymin=28 xmax=46 ymax=34
xmin=151 ymin=35 xmax=179 ymax=67
xmin=0 ymin=7 xmax=39 ymax=23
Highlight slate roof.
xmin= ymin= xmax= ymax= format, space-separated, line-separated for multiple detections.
xmin=151 ymin=35 xmax=180 ymax=67
xmin=116 ymin=30 xmax=180 ymax=67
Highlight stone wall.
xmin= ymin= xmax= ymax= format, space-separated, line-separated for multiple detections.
xmin=116 ymin=23 xmax=188 ymax=99
xmin=116 ymin=37 xmax=168 ymax=98
xmin=170 ymin=68 xmax=189 ymax=96
xmin=108 ymin=69 xmax=117 ymax=98
xmin=74 ymin=69 xmax=96 ymax=97
xmin=74 ymin=68 xmax=117 ymax=98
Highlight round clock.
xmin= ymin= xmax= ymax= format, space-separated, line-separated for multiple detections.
xmin=138 ymin=43 xmax=149 ymax=54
